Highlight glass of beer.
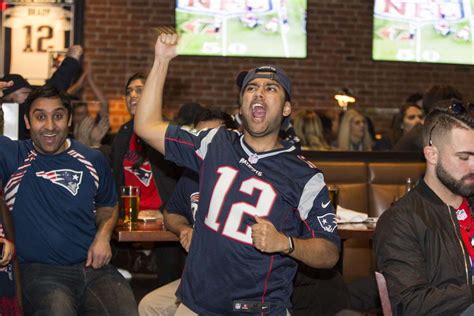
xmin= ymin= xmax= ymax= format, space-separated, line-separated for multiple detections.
xmin=327 ymin=185 xmax=339 ymax=209
xmin=120 ymin=186 xmax=140 ymax=225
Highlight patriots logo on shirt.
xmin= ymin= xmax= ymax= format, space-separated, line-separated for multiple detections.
xmin=36 ymin=169 xmax=83 ymax=196
xmin=317 ymin=213 xmax=337 ymax=233
xmin=124 ymin=165 xmax=152 ymax=186
xmin=457 ymin=209 xmax=468 ymax=221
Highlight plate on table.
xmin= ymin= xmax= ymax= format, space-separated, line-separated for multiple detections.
xmin=138 ymin=210 xmax=163 ymax=222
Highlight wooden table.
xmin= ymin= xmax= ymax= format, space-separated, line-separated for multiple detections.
xmin=114 ymin=221 xmax=376 ymax=243
xmin=336 ymin=222 xmax=376 ymax=274
xmin=114 ymin=220 xmax=179 ymax=242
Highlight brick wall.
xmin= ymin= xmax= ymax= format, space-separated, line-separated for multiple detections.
xmin=83 ymin=0 xmax=474 ymax=133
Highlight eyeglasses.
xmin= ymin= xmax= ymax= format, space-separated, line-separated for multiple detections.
xmin=428 ymin=101 xmax=473 ymax=146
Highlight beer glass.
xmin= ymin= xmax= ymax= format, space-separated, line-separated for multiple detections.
xmin=327 ymin=185 xmax=339 ymax=209
xmin=120 ymin=186 xmax=140 ymax=224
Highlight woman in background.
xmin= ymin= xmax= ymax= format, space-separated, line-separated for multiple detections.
xmin=390 ymin=103 xmax=424 ymax=145
xmin=293 ymin=110 xmax=331 ymax=151
xmin=337 ymin=109 xmax=372 ymax=151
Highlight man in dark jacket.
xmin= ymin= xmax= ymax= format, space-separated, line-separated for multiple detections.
xmin=374 ymin=100 xmax=474 ymax=315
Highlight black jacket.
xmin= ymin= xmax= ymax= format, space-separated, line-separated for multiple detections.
xmin=110 ymin=120 xmax=181 ymax=209
xmin=374 ymin=179 xmax=474 ymax=315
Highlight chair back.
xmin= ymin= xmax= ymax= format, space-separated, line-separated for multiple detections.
xmin=375 ymin=271 xmax=393 ymax=316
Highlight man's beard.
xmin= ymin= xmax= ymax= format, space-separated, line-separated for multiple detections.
xmin=436 ymin=161 xmax=474 ymax=197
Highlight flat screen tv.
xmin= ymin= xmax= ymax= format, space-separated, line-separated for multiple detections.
xmin=372 ymin=0 xmax=474 ymax=65
xmin=176 ymin=0 xmax=307 ymax=58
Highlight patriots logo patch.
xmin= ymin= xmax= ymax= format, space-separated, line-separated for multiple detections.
xmin=124 ymin=164 xmax=152 ymax=186
xmin=317 ymin=213 xmax=337 ymax=233
xmin=36 ymin=169 xmax=83 ymax=196
xmin=457 ymin=209 xmax=468 ymax=221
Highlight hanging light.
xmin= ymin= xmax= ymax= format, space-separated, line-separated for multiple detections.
xmin=334 ymin=88 xmax=356 ymax=110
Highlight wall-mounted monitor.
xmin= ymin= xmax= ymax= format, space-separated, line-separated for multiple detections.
xmin=176 ymin=0 xmax=307 ymax=58
xmin=372 ymin=0 xmax=474 ymax=65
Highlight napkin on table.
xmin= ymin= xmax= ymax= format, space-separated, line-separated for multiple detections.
xmin=336 ymin=205 xmax=369 ymax=223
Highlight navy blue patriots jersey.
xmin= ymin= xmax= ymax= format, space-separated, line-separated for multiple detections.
xmin=0 ymin=136 xmax=117 ymax=265
xmin=165 ymin=125 xmax=339 ymax=315
xmin=165 ymin=169 xmax=199 ymax=225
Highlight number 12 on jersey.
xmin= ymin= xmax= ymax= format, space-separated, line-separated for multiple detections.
xmin=204 ymin=166 xmax=277 ymax=244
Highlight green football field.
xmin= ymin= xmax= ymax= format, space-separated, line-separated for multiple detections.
xmin=176 ymin=0 xmax=306 ymax=58
xmin=373 ymin=14 xmax=474 ymax=65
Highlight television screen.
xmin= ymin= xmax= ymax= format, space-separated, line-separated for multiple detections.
xmin=175 ymin=0 xmax=307 ymax=58
xmin=372 ymin=0 xmax=474 ymax=65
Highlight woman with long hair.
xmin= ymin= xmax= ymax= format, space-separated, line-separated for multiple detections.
xmin=390 ymin=103 xmax=424 ymax=145
xmin=337 ymin=109 xmax=372 ymax=151
xmin=292 ymin=110 xmax=331 ymax=150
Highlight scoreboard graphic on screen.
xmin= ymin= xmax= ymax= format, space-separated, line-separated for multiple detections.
xmin=176 ymin=0 xmax=307 ymax=58
xmin=372 ymin=0 xmax=474 ymax=65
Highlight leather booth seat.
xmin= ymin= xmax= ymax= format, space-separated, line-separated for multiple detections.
xmin=313 ymin=160 xmax=426 ymax=282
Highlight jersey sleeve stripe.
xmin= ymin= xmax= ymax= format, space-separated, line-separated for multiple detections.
xmin=165 ymin=137 xmax=195 ymax=147
xmin=195 ymin=128 xmax=219 ymax=160
xmin=298 ymin=173 xmax=325 ymax=221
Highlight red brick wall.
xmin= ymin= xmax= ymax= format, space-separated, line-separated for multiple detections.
xmin=83 ymin=0 xmax=474 ymax=132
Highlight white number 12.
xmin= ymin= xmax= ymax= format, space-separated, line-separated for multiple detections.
xmin=204 ymin=166 xmax=277 ymax=244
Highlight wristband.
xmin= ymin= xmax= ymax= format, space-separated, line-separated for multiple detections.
xmin=282 ymin=235 xmax=294 ymax=255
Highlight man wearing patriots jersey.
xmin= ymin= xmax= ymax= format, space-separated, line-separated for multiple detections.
xmin=0 ymin=86 xmax=137 ymax=315
xmin=134 ymin=32 xmax=339 ymax=315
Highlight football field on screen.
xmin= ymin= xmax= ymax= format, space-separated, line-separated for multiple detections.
xmin=176 ymin=0 xmax=307 ymax=58
xmin=373 ymin=0 xmax=474 ymax=65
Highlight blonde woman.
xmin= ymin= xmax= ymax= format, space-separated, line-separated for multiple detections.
xmin=337 ymin=109 xmax=372 ymax=151
xmin=293 ymin=110 xmax=331 ymax=150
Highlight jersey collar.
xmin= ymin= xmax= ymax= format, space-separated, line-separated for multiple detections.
xmin=239 ymin=135 xmax=295 ymax=164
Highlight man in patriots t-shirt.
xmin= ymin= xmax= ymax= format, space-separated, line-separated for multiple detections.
xmin=134 ymin=32 xmax=340 ymax=315
xmin=0 ymin=86 xmax=137 ymax=315
xmin=374 ymin=101 xmax=474 ymax=315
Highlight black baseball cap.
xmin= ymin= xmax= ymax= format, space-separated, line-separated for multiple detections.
xmin=236 ymin=65 xmax=292 ymax=101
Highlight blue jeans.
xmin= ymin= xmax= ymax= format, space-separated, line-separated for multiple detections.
xmin=20 ymin=262 xmax=137 ymax=316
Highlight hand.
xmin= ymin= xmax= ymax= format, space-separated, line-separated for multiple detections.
xmin=67 ymin=45 xmax=83 ymax=61
xmin=86 ymin=237 xmax=111 ymax=269
xmin=90 ymin=115 xmax=110 ymax=147
xmin=74 ymin=116 xmax=95 ymax=146
xmin=0 ymin=238 xmax=15 ymax=267
xmin=154 ymin=27 xmax=178 ymax=61
xmin=251 ymin=216 xmax=288 ymax=253
xmin=179 ymin=226 xmax=193 ymax=252
xmin=0 ymin=80 xmax=13 ymax=90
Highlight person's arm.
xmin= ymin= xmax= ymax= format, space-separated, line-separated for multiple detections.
xmin=374 ymin=208 xmax=472 ymax=315
xmin=134 ymin=33 xmax=178 ymax=154
xmin=251 ymin=216 xmax=338 ymax=268
xmin=86 ymin=68 xmax=109 ymax=117
xmin=47 ymin=45 xmax=83 ymax=91
xmin=0 ymin=200 xmax=15 ymax=267
xmin=85 ymin=204 xmax=118 ymax=269
xmin=66 ymin=63 xmax=89 ymax=96
xmin=0 ymin=237 xmax=14 ymax=267
xmin=164 ymin=211 xmax=193 ymax=252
